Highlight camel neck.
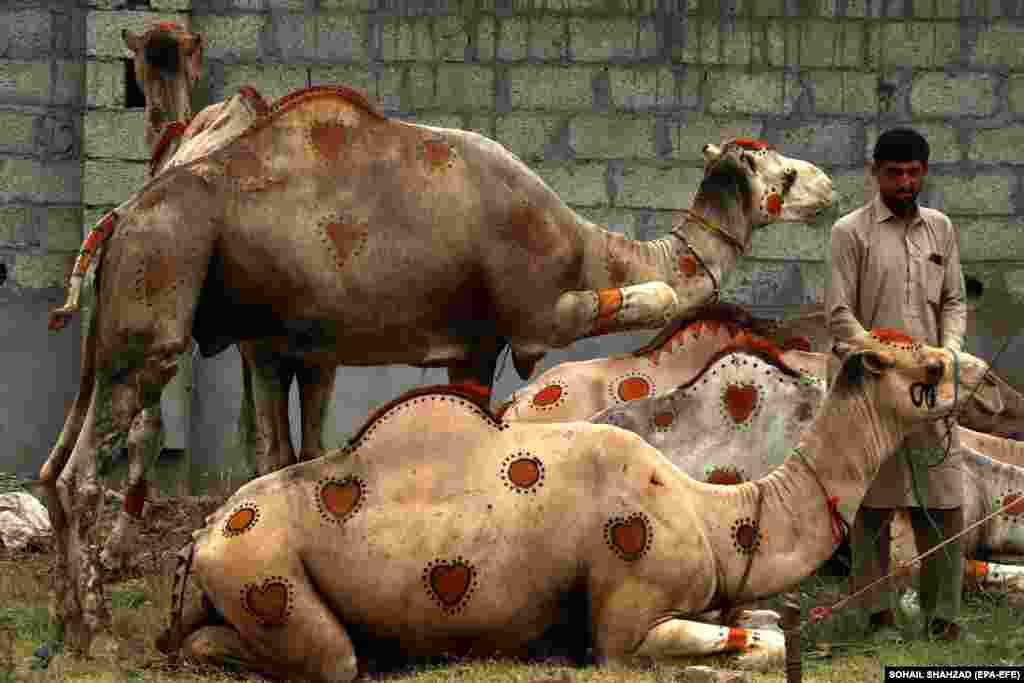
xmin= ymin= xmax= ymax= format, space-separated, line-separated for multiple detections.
xmin=574 ymin=197 xmax=750 ymax=301
xmin=144 ymin=74 xmax=192 ymax=152
xmin=670 ymin=200 xmax=746 ymax=288
xmin=712 ymin=389 xmax=906 ymax=601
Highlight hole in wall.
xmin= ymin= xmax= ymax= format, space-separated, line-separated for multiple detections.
xmin=124 ymin=58 xmax=146 ymax=108
xmin=966 ymin=275 xmax=984 ymax=301
xmin=0 ymin=262 xmax=7 ymax=286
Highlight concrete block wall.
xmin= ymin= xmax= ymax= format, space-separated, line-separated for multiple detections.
xmin=0 ymin=2 xmax=87 ymax=479
xmin=6 ymin=0 xmax=1024 ymax=482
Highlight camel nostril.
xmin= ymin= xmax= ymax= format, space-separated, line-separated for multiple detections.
xmin=927 ymin=360 xmax=944 ymax=382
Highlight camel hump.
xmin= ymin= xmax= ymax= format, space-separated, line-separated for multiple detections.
xmin=632 ymin=301 xmax=771 ymax=357
xmin=677 ymin=337 xmax=812 ymax=390
xmin=347 ymin=383 xmax=504 ymax=448
xmin=267 ymin=84 xmax=386 ymax=121
xmin=714 ymin=335 xmax=813 ymax=379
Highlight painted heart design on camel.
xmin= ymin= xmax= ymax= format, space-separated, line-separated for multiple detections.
xmin=309 ymin=121 xmax=351 ymax=162
xmin=653 ymin=411 xmax=675 ymax=429
xmin=319 ymin=477 xmax=363 ymax=521
xmin=617 ymin=376 xmax=652 ymax=402
xmin=1000 ymin=492 xmax=1024 ymax=517
xmin=244 ymin=580 xmax=290 ymax=625
xmin=428 ymin=562 xmax=473 ymax=607
xmin=324 ymin=219 xmax=368 ymax=270
xmin=533 ymin=384 xmax=563 ymax=407
xmin=224 ymin=505 xmax=258 ymax=536
xmin=606 ymin=513 xmax=651 ymax=561
xmin=723 ymin=382 xmax=759 ymax=423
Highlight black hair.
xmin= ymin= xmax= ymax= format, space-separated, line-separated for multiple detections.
xmin=873 ymin=127 xmax=930 ymax=164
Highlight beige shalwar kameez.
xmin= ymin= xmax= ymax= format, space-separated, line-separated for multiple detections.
xmin=826 ymin=193 xmax=967 ymax=623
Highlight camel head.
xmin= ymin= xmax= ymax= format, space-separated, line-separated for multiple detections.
xmin=123 ymin=22 xmax=202 ymax=143
xmin=832 ymin=335 xmax=995 ymax=427
xmin=841 ymin=328 xmax=1004 ymax=417
xmin=702 ymin=139 xmax=834 ymax=227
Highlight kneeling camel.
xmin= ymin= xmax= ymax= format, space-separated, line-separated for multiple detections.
xmin=157 ymin=341 xmax=993 ymax=679
xmin=591 ymin=340 xmax=1024 ymax=605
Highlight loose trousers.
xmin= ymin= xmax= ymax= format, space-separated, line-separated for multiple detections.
xmin=850 ymin=506 xmax=964 ymax=624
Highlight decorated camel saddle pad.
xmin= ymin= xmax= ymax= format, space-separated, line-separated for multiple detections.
xmin=595 ymin=343 xmax=825 ymax=486
xmin=155 ymin=86 xmax=269 ymax=173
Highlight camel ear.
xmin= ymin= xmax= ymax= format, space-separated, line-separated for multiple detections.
xmin=123 ymin=29 xmax=144 ymax=53
xmin=703 ymin=143 xmax=723 ymax=163
xmin=833 ymin=350 xmax=890 ymax=396
xmin=832 ymin=341 xmax=853 ymax=359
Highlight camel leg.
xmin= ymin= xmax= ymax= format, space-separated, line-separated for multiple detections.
xmin=100 ymin=407 xmax=163 ymax=575
xmin=965 ymin=560 xmax=1024 ymax=592
xmin=53 ymin=377 xmax=136 ymax=653
xmin=187 ymin=579 xmax=358 ymax=682
xmin=447 ymin=337 xmax=506 ymax=407
xmin=550 ymin=282 xmax=696 ymax=346
xmin=633 ymin=619 xmax=785 ymax=668
xmin=236 ymin=349 xmax=258 ymax=471
xmin=295 ymin=362 xmax=337 ymax=462
xmin=41 ymin=302 xmax=101 ymax=637
xmin=239 ymin=343 xmax=298 ymax=476
xmin=56 ymin=342 xmax=184 ymax=654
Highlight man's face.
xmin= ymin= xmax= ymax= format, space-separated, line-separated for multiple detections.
xmin=873 ymin=159 xmax=927 ymax=215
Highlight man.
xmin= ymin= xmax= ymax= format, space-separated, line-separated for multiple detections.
xmin=826 ymin=128 xmax=968 ymax=641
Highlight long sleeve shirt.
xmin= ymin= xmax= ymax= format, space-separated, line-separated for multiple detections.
xmin=827 ymin=194 xmax=967 ymax=351
xmin=825 ymin=194 xmax=967 ymax=508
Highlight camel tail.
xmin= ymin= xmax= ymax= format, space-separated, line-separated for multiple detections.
xmin=48 ymin=210 xmax=118 ymax=332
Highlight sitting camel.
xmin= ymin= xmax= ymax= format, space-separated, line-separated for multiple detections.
xmin=498 ymin=303 xmax=1022 ymax=441
xmin=154 ymin=342 xmax=995 ymax=680
xmin=42 ymin=120 xmax=834 ymax=654
xmin=590 ymin=338 xmax=1024 ymax=599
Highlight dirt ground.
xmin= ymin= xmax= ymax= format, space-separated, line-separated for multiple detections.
xmin=0 ymin=487 xmax=228 ymax=578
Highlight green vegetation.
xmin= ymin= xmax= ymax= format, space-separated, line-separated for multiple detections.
xmin=0 ymin=550 xmax=1020 ymax=682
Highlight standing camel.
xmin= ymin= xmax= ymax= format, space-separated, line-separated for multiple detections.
xmin=42 ymin=88 xmax=833 ymax=653
xmin=67 ymin=24 xmax=273 ymax=578
xmin=154 ymin=342 xmax=995 ymax=679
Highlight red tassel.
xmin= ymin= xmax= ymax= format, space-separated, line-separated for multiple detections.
xmin=808 ymin=605 xmax=832 ymax=624
xmin=123 ymin=480 xmax=149 ymax=519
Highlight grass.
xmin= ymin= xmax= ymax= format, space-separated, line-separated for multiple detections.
xmin=0 ymin=549 xmax=1021 ymax=683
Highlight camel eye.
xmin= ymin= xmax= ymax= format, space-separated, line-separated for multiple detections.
xmin=782 ymin=168 xmax=797 ymax=191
